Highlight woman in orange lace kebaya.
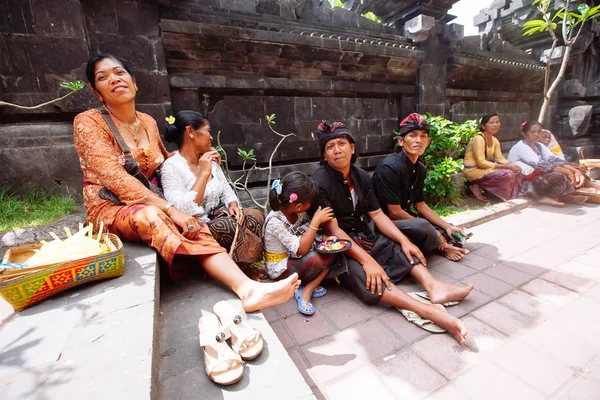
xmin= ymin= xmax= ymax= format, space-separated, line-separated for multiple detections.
xmin=73 ymin=53 xmax=299 ymax=311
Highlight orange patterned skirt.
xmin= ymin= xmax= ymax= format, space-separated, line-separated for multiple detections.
xmin=108 ymin=204 xmax=226 ymax=282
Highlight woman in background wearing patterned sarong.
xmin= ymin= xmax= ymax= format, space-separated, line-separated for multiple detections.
xmin=73 ymin=53 xmax=299 ymax=311
xmin=508 ymin=121 xmax=588 ymax=207
xmin=462 ymin=113 xmax=522 ymax=202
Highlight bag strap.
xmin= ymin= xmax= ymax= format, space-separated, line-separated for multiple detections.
xmin=97 ymin=108 xmax=153 ymax=188
xmin=98 ymin=108 xmax=132 ymax=155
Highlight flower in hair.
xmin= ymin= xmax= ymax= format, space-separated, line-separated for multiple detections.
xmin=520 ymin=120 xmax=528 ymax=130
xmin=289 ymin=193 xmax=298 ymax=203
xmin=271 ymin=179 xmax=282 ymax=195
xmin=166 ymin=115 xmax=175 ymax=125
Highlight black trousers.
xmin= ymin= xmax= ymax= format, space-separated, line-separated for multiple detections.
xmin=339 ymin=218 xmax=442 ymax=305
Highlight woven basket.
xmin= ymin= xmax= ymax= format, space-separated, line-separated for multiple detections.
xmin=0 ymin=234 xmax=124 ymax=311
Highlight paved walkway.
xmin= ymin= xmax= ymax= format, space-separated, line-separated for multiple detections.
xmin=267 ymin=203 xmax=600 ymax=399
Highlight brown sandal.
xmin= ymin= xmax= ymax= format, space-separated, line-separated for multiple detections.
xmin=468 ymin=184 xmax=489 ymax=202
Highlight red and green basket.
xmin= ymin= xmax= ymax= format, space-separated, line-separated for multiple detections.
xmin=0 ymin=234 xmax=124 ymax=311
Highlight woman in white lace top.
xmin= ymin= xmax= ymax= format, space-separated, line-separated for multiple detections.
xmin=160 ymin=110 xmax=265 ymax=270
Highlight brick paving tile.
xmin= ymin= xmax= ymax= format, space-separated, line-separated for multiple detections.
xmin=374 ymin=347 xmax=447 ymax=399
xmin=378 ymin=309 xmax=428 ymax=344
xmin=311 ymin=284 xmax=350 ymax=307
xmin=497 ymin=289 xmax=558 ymax=320
xmin=288 ymin=348 xmax=316 ymax=388
xmin=300 ymin=334 xmax=365 ymax=384
xmin=473 ymin=236 xmax=535 ymax=261
xmin=540 ymin=269 xmax=596 ymax=294
xmin=520 ymin=323 xmax=597 ymax=369
xmin=575 ymin=221 xmax=600 ymax=237
xmin=451 ymin=360 xmax=546 ymax=400
xmin=552 ymin=377 xmax=600 ymax=400
xmin=520 ymin=278 xmax=580 ymax=306
xmin=483 ymin=263 xmax=535 ymax=286
xmin=274 ymin=297 xmax=300 ymax=319
xmin=364 ymin=302 xmax=393 ymax=316
xmin=427 ymin=254 xmax=449 ymax=267
xmin=410 ymin=314 xmax=506 ymax=381
xmin=472 ymin=301 xmax=535 ymax=336
xmin=539 ymin=232 xmax=600 ymax=256
xmin=320 ymin=297 xmax=371 ymax=331
xmin=270 ymin=319 xmax=296 ymax=349
xmin=428 ymin=268 xmax=456 ymax=283
xmin=283 ymin=311 xmax=336 ymax=347
xmin=460 ymin=272 xmax=513 ymax=298
xmin=489 ymin=340 xmax=573 ymax=396
xmin=424 ymin=382 xmax=470 ymax=400
xmin=570 ymin=253 xmax=600 ymax=268
xmin=338 ymin=318 xmax=406 ymax=362
xmin=461 ymin=240 xmax=488 ymax=252
xmin=456 ymin=253 xmax=498 ymax=271
xmin=397 ymin=278 xmax=427 ymax=294
xmin=508 ymin=248 xmax=567 ymax=273
xmin=456 ymin=287 xmax=493 ymax=313
xmin=430 ymin=260 xmax=478 ymax=281
xmin=261 ymin=306 xmax=278 ymax=323
xmin=582 ymin=353 xmax=600 ymax=383
xmin=554 ymin=260 xmax=600 ymax=281
xmin=445 ymin=303 xmax=469 ymax=318
xmin=320 ymin=366 xmax=396 ymax=400
xmin=548 ymin=297 xmax=600 ymax=340
xmin=585 ymin=283 xmax=600 ymax=301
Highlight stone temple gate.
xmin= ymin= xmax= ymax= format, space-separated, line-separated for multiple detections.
xmin=0 ymin=0 xmax=598 ymax=201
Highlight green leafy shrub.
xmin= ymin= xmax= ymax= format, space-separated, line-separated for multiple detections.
xmin=393 ymin=115 xmax=479 ymax=206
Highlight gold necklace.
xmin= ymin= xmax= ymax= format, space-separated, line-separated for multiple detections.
xmin=120 ymin=117 xmax=141 ymax=146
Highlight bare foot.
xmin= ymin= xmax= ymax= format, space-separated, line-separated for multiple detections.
xmin=559 ymin=194 xmax=588 ymax=205
xmin=428 ymin=282 xmax=474 ymax=305
xmin=239 ymin=273 xmax=301 ymax=312
xmin=425 ymin=304 xmax=468 ymax=344
xmin=469 ymin=184 xmax=488 ymax=202
xmin=538 ymin=196 xmax=565 ymax=207
xmin=439 ymin=242 xmax=470 ymax=261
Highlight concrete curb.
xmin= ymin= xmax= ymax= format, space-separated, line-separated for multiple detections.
xmin=446 ymin=198 xmax=533 ymax=229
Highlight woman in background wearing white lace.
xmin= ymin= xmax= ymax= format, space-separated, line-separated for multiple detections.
xmin=160 ymin=110 xmax=265 ymax=275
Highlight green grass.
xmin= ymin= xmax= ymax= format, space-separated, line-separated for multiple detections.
xmin=0 ymin=188 xmax=78 ymax=232
xmin=430 ymin=204 xmax=482 ymax=218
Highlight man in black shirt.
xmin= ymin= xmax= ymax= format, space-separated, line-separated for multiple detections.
xmin=372 ymin=113 xmax=470 ymax=261
xmin=310 ymin=121 xmax=473 ymax=344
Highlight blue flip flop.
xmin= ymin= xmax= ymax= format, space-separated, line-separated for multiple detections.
xmin=312 ymin=286 xmax=327 ymax=298
xmin=295 ymin=287 xmax=315 ymax=315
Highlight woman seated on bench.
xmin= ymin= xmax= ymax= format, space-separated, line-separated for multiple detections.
xmin=73 ymin=53 xmax=299 ymax=311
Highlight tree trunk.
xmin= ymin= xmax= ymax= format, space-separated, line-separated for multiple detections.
xmin=538 ymin=45 xmax=572 ymax=124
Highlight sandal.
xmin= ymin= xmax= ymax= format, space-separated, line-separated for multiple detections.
xmin=410 ymin=291 xmax=459 ymax=307
xmin=198 ymin=312 xmax=243 ymax=385
xmin=396 ymin=308 xmax=446 ymax=333
xmin=312 ymin=286 xmax=327 ymax=298
xmin=295 ymin=287 xmax=316 ymax=315
xmin=468 ymin=184 xmax=489 ymax=202
xmin=213 ymin=299 xmax=264 ymax=361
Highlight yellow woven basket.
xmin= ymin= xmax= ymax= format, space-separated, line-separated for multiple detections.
xmin=0 ymin=234 xmax=124 ymax=311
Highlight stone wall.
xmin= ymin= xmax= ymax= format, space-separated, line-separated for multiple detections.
xmin=0 ymin=0 xmax=170 ymax=198
xmin=1 ymin=0 xmax=552 ymax=200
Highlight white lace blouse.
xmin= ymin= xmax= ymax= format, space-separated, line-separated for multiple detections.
xmin=263 ymin=211 xmax=314 ymax=279
xmin=159 ymin=152 xmax=239 ymax=222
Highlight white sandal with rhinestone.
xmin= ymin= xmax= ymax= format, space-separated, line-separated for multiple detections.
xmin=198 ymin=312 xmax=243 ymax=385
xmin=213 ymin=299 xmax=264 ymax=361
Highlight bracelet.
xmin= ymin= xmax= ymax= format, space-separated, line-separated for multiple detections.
xmin=308 ymin=225 xmax=319 ymax=231
xmin=164 ymin=202 xmax=174 ymax=213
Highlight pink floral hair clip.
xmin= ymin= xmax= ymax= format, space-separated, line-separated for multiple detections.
xmin=289 ymin=193 xmax=298 ymax=203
